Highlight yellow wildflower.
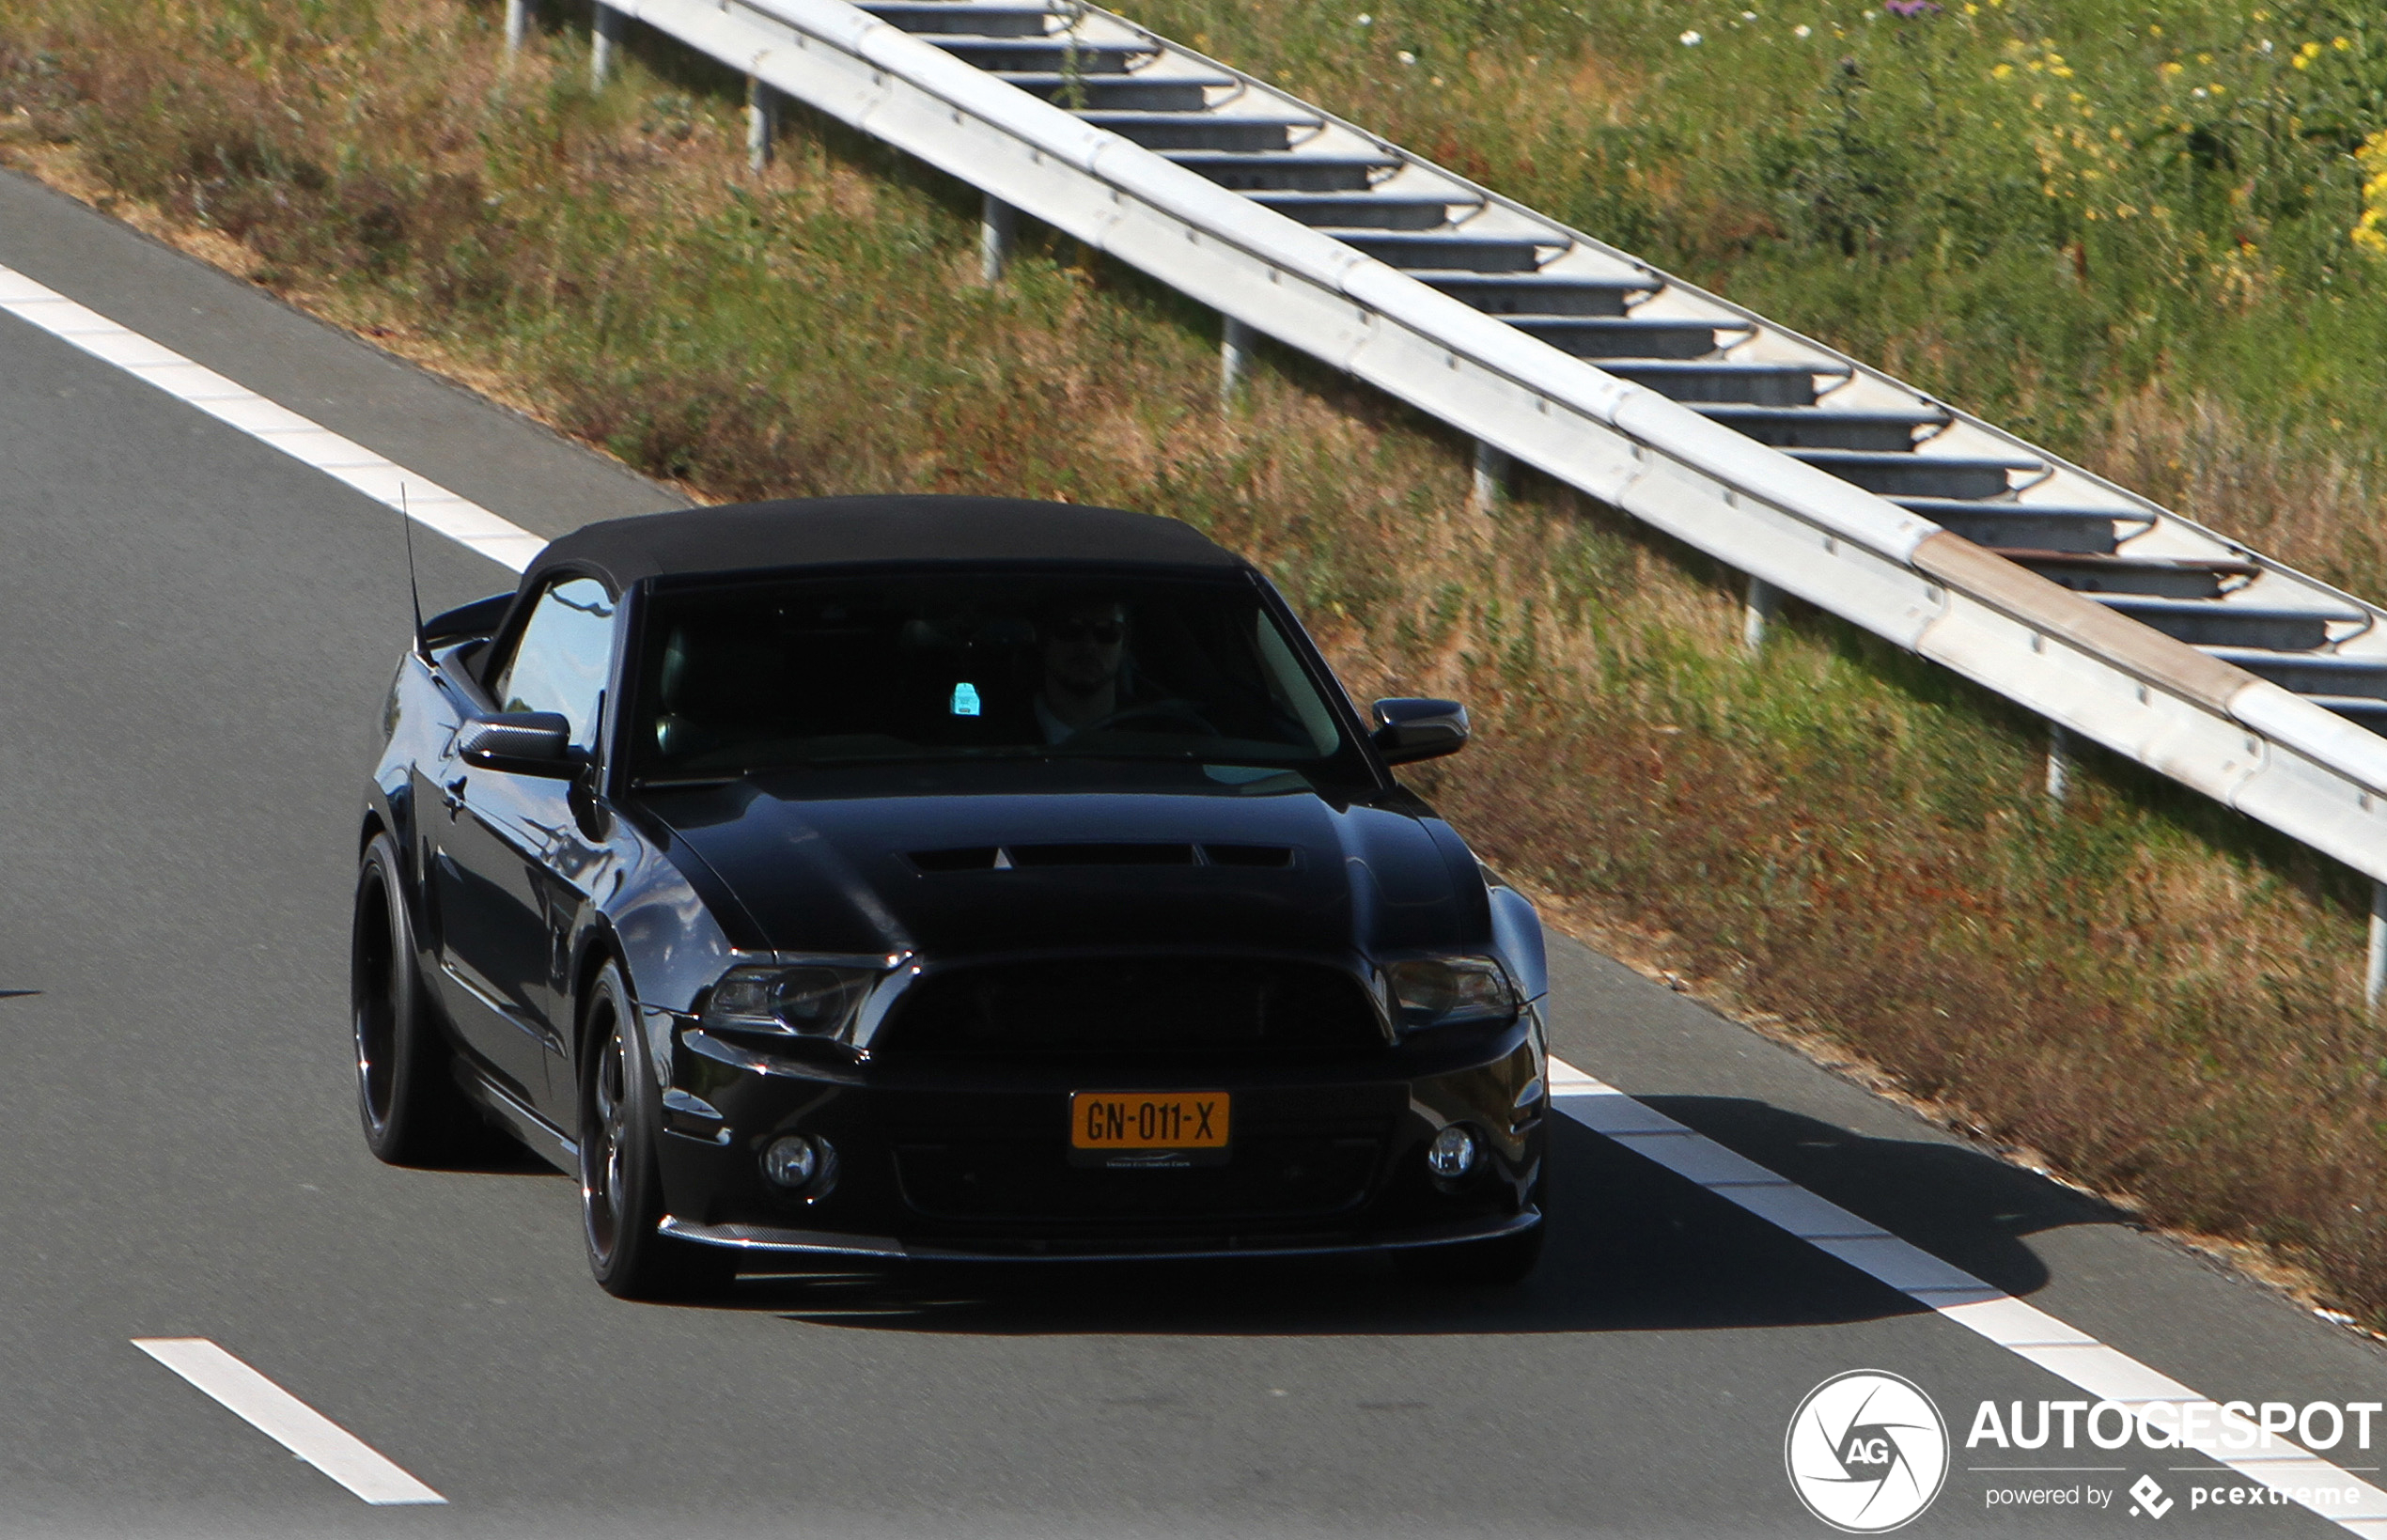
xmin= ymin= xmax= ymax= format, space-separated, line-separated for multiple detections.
xmin=2357 ymin=131 xmax=2387 ymax=257
xmin=1991 ymin=62 xmax=2013 ymax=78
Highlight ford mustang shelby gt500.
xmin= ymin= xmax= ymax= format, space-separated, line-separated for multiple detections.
xmin=352 ymin=495 xmax=1551 ymax=1297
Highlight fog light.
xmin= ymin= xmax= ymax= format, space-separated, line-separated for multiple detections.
xmin=1426 ymin=1124 xmax=1482 ymax=1179
xmin=762 ymin=1135 xmax=820 ymax=1189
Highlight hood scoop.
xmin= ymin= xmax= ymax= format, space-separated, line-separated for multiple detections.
xmin=910 ymin=843 xmax=1295 ymax=873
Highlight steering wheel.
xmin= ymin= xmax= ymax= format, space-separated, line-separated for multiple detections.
xmin=1087 ymin=698 xmax=1216 ymax=736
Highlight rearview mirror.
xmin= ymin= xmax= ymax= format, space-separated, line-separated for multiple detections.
xmin=458 ymin=711 xmax=577 ymax=777
xmin=1371 ymin=698 xmax=1470 ymax=764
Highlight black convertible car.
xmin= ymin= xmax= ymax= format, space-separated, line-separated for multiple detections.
xmin=353 ymin=496 xmax=1551 ymax=1297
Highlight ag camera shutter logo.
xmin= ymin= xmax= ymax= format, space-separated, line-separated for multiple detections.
xmin=1785 ymin=1370 xmax=1949 ymax=1532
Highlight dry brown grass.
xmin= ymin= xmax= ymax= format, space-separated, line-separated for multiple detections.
xmin=2092 ymin=386 xmax=2387 ymax=602
xmin=9 ymin=0 xmax=2387 ymax=1327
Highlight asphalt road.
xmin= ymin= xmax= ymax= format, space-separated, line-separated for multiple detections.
xmin=2 ymin=164 xmax=2381 ymax=1538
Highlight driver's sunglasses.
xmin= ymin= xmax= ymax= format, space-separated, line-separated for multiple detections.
xmin=1048 ymin=619 xmax=1125 ymax=645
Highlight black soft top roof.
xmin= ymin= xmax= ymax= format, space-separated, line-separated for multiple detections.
xmin=524 ymin=495 xmax=1241 ymax=593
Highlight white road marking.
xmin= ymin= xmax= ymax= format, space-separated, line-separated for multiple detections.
xmin=8 ymin=248 xmax=2378 ymax=1531
xmin=0 ymin=261 xmax=544 ymax=573
xmin=1551 ymin=1056 xmax=2387 ymax=1535
xmin=132 ymin=1338 xmax=445 ymax=1505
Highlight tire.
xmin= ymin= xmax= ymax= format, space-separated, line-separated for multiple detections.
xmin=351 ymin=832 xmax=477 ymax=1165
xmin=577 ymin=961 xmax=736 ymax=1301
xmin=1395 ymin=1221 xmax=1545 ymax=1285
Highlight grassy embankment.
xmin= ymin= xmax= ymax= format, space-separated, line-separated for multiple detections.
xmin=1129 ymin=0 xmax=2387 ymax=597
xmin=6 ymin=0 xmax=2387 ymax=1317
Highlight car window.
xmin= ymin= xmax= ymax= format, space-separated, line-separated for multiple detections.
xmin=491 ymin=576 xmax=616 ymax=752
xmin=632 ymin=568 xmax=1362 ymax=784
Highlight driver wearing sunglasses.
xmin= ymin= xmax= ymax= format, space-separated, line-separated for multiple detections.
xmin=1035 ymin=599 xmax=1131 ymax=743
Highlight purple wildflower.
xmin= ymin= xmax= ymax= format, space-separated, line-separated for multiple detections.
xmin=1883 ymin=0 xmax=1941 ymax=14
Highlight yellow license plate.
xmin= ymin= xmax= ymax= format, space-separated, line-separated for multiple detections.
xmin=1070 ymin=1091 xmax=1230 ymax=1153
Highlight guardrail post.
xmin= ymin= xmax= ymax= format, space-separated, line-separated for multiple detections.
xmin=505 ymin=0 xmax=534 ymax=55
xmin=590 ymin=2 xmax=624 ymax=86
xmin=1742 ymin=575 xmax=1779 ymax=650
xmin=979 ymin=194 xmax=1016 ymax=284
xmin=1220 ymin=317 xmax=1252 ymax=405
xmin=746 ymin=78 xmax=778 ymax=173
xmin=1472 ymin=442 xmax=1509 ymax=510
xmin=2368 ymin=882 xmax=2387 ymax=1018
xmin=2046 ymin=723 xmax=2074 ymax=802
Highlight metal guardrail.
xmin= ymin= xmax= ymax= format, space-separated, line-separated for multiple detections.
xmin=541 ymin=0 xmax=2387 ymax=993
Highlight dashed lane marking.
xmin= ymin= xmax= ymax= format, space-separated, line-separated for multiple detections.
xmin=13 ymin=252 xmax=2379 ymax=1533
xmin=132 ymin=1338 xmax=444 ymax=1505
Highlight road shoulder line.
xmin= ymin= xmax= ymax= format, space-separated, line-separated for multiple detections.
xmin=1552 ymin=1055 xmax=2387 ymax=1534
xmin=0 ymin=260 xmax=543 ymax=574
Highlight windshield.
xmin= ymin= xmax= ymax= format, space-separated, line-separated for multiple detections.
xmin=631 ymin=568 xmax=1361 ymax=784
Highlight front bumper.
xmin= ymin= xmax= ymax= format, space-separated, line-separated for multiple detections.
xmin=658 ymin=1208 xmax=1540 ymax=1263
xmin=649 ymin=1004 xmax=1550 ymax=1262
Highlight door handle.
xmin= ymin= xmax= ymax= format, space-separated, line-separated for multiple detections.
xmin=442 ymin=775 xmax=468 ymax=817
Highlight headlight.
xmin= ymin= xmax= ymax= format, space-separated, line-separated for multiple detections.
xmin=702 ymin=962 xmax=883 ymax=1039
xmin=1381 ymin=957 xmax=1517 ymax=1033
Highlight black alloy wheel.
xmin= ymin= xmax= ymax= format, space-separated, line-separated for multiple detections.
xmin=577 ymin=961 xmax=734 ymax=1300
xmin=351 ymin=832 xmax=476 ymax=1164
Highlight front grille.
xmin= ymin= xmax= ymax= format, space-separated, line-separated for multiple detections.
xmin=885 ymin=1085 xmax=1399 ymax=1225
xmin=881 ymin=957 xmax=1384 ymax=1057
xmin=897 ymin=1138 xmax=1381 ymax=1224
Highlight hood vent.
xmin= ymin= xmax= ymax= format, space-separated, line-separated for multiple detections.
xmin=1201 ymin=844 xmax=1297 ymax=868
xmin=910 ymin=843 xmax=1295 ymax=873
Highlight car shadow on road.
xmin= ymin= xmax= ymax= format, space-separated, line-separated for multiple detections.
xmin=724 ymin=1098 xmax=2126 ymax=1336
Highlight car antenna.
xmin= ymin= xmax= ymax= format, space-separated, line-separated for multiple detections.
xmin=399 ymin=484 xmax=431 ymax=662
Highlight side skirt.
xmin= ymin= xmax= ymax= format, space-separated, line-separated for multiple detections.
xmin=454 ymin=1064 xmax=578 ymax=1174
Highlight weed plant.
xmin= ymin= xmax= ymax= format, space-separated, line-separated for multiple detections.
xmin=6 ymin=0 xmax=2387 ymax=1319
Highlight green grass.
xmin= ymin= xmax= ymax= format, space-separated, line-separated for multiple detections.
xmin=7 ymin=0 xmax=2387 ymax=1318
xmin=1124 ymin=0 xmax=2387 ymax=594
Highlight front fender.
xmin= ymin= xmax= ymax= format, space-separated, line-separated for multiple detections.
xmin=1487 ymin=880 xmax=1549 ymax=1007
xmin=596 ymin=833 xmax=745 ymax=1017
